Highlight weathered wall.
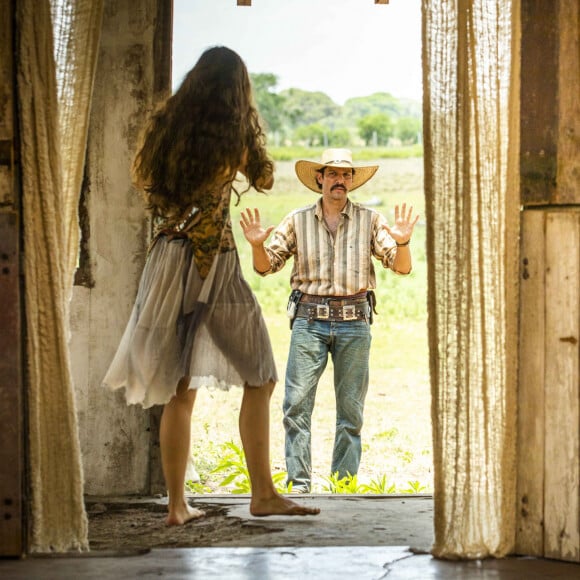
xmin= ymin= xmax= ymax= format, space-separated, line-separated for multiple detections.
xmin=70 ymin=0 xmax=171 ymax=495
xmin=517 ymin=0 xmax=580 ymax=563
xmin=518 ymin=209 xmax=580 ymax=562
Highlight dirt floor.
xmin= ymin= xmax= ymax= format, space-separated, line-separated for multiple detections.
xmin=86 ymin=500 xmax=276 ymax=551
xmin=86 ymin=495 xmax=434 ymax=552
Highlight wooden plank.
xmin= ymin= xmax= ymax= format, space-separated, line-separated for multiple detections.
xmin=375 ymin=0 xmax=390 ymax=3
xmin=520 ymin=0 xmax=559 ymax=206
xmin=0 ymin=0 xmax=23 ymax=558
xmin=237 ymin=0 xmax=251 ymax=6
xmin=0 ymin=212 xmax=23 ymax=557
xmin=0 ymin=0 xmax=13 ymax=141
xmin=557 ymin=0 xmax=580 ymax=204
xmin=544 ymin=210 xmax=580 ymax=562
xmin=516 ymin=210 xmax=546 ymax=556
xmin=0 ymin=0 xmax=14 ymax=208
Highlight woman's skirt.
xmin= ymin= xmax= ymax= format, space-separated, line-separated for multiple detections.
xmin=102 ymin=235 xmax=278 ymax=408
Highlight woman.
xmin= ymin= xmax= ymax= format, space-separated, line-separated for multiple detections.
xmin=103 ymin=46 xmax=319 ymax=524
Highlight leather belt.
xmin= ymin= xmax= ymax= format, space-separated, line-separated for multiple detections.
xmin=299 ymin=293 xmax=368 ymax=306
xmin=296 ymin=300 xmax=370 ymax=322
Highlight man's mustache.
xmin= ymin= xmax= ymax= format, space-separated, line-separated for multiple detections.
xmin=331 ymin=184 xmax=346 ymax=191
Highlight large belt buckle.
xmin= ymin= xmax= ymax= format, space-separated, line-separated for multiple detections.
xmin=316 ymin=304 xmax=330 ymax=319
xmin=342 ymin=305 xmax=357 ymax=320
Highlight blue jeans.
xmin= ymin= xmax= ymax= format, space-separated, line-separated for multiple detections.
xmin=283 ymin=318 xmax=371 ymax=491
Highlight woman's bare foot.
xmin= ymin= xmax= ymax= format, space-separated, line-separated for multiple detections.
xmin=166 ymin=502 xmax=205 ymax=526
xmin=250 ymin=494 xmax=320 ymax=517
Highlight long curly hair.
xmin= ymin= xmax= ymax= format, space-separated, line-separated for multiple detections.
xmin=132 ymin=46 xmax=273 ymax=220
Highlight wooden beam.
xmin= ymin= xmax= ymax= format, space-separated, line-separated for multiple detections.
xmin=375 ymin=1 xmax=390 ymax=4
xmin=557 ymin=0 xmax=580 ymax=203
xmin=520 ymin=0 xmax=580 ymax=206
xmin=237 ymin=0 xmax=251 ymax=6
xmin=0 ymin=212 xmax=23 ymax=557
xmin=517 ymin=210 xmax=546 ymax=557
xmin=520 ymin=2 xmax=558 ymax=205
xmin=0 ymin=0 xmax=24 ymax=558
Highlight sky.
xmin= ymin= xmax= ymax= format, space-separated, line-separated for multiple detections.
xmin=172 ymin=0 xmax=422 ymax=105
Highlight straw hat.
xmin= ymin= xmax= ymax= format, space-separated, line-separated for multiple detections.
xmin=295 ymin=148 xmax=379 ymax=193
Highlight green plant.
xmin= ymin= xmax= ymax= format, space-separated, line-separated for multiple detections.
xmin=211 ymin=440 xmax=291 ymax=494
xmin=317 ymin=472 xmax=432 ymax=495
xmin=359 ymin=474 xmax=397 ymax=494
xmin=322 ymin=472 xmax=365 ymax=494
xmin=401 ymin=480 xmax=428 ymax=494
xmin=211 ymin=441 xmax=252 ymax=494
xmin=185 ymin=480 xmax=212 ymax=494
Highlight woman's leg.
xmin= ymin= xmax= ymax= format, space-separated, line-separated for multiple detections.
xmin=160 ymin=377 xmax=204 ymax=525
xmin=239 ymin=381 xmax=320 ymax=517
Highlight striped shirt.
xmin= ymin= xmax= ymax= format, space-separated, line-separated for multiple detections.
xmin=260 ymin=198 xmax=399 ymax=296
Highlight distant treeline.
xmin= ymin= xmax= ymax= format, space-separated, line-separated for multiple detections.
xmin=251 ymin=73 xmax=423 ymax=148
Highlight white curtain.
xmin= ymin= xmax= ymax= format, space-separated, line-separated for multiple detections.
xmin=422 ymin=0 xmax=521 ymax=558
xmin=16 ymin=0 xmax=103 ymax=552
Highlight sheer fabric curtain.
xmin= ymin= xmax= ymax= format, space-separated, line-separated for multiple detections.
xmin=16 ymin=0 xmax=103 ymax=552
xmin=422 ymin=0 xmax=520 ymax=558
xmin=52 ymin=0 xmax=105 ymax=288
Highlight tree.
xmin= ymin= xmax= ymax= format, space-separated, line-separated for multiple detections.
xmin=343 ymin=92 xmax=401 ymax=120
xmin=250 ymin=73 xmax=286 ymax=134
xmin=293 ymin=123 xmax=327 ymax=146
xmin=249 ymin=75 xmax=422 ymax=148
xmin=280 ymin=88 xmax=341 ymax=127
xmin=327 ymin=128 xmax=351 ymax=147
xmin=395 ymin=116 xmax=423 ymax=145
xmin=357 ymin=113 xmax=394 ymax=146
xmin=293 ymin=125 xmax=352 ymax=148
xmin=343 ymin=92 xmax=422 ymax=121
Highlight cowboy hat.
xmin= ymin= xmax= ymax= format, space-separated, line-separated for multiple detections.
xmin=295 ymin=148 xmax=379 ymax=193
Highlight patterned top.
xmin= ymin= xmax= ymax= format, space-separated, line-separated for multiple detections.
xmin=152 ymin=185 xmax=236 ymax=279
xmin=260 ymin=198 xmax=399 ymax=296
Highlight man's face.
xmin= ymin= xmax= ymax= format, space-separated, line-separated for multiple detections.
xmin=317 ymin=166 xmax=353 ymax=200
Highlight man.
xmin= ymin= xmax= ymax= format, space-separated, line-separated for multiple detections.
xmin=241 ymin=148 xmax=419 ymax=492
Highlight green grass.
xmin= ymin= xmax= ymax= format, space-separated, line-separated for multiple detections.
xmin=190 ymin=154 xmax=432 ymax=494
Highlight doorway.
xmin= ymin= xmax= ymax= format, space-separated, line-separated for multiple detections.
xmin=170 ymin=0 xmax=431 ymax=497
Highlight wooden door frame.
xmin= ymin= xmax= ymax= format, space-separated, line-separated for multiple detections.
xmin=0 ymin=0 xmax=25 ymax=558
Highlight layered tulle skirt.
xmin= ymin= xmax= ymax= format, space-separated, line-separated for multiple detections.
xmin=102 ymin=235 xmax=278 ymax=408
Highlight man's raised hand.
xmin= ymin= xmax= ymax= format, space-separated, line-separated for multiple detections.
xmin=240 ymin=208 xmax=274 ymax=247
xmin=382 ymin=203 xmax=419 ymax=245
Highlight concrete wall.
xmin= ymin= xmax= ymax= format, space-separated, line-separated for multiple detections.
xmin=70 ymin=0 xmax=171 ymax=496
